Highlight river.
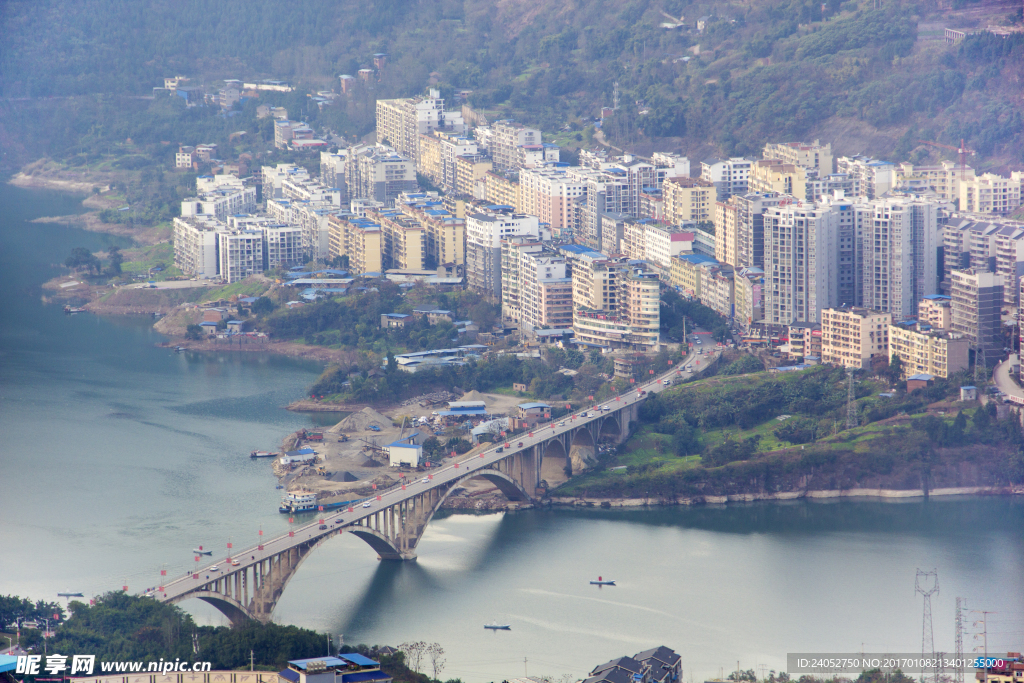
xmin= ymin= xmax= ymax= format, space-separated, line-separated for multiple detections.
xmin=1 ymin=184 xmax=1022 ymax=683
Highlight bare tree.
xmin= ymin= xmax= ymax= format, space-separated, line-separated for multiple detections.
xmin=427 ymin=642 xmax=446 ymax=680
xmin=398 ymin=641 xmax=427 ymax=673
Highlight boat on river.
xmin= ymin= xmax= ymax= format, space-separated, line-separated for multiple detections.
xmin=192 ymin=547 xmax=212 ymax=556
xmin=250 ymin=450 xmax=275 ymax=458
xmin=64 ymin=306 xmax=86 ymax=314
xmin=484 ymin=623 xmax=511 ymax=630
xmin=590 ymin=576 xmax=616 ymax=586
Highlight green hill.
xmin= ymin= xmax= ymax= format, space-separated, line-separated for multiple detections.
xmin=1 ymin=0 xmax=1021 ymax=172
xmin=553 ymin=364 xmax=1024 ymax=500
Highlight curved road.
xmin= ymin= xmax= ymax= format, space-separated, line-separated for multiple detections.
xmin=151 ymin=344 xmax=720 ymax=602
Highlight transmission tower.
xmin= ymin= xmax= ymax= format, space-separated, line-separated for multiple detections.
xmin=846 ymin=369 xmax=858 ymax=429
xmin=916 ymin=569 xmax=940 ymax=683
xmin=955 ymin=598 xmax=967 ymax=683
xmin=974 ymin=346 xmax=987 ymax=385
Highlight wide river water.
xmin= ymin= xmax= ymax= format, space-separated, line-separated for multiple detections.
xmin=1 ymin=184 xmax=1022 ymax=683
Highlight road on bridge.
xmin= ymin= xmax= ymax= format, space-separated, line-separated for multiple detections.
xmin=150 ymin=343 xmax=720 ymax=603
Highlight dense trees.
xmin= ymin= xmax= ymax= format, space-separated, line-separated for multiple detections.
xmin=3 ymin=1 xmax=1021 ymax=173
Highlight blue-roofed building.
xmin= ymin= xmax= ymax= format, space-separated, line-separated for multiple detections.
xmin=380 ymin=313 xmax=411 ymax=329
xmin=281 ymin=655 xmax=392 ymax=683
xmin=199 ymin=321 xmax=219 ymax=335
xmin=0 ymin=655 xmax=19 ymax=674
xmin=515 ymin=401 xmax=551 ymax=428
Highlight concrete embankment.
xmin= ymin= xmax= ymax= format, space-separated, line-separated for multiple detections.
xmin=549 ymin=485 xmax=1023 ymax=508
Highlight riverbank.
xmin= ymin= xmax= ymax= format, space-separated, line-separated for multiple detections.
xmin=548 ymin=484 xmax=1024 ymax=508
xmin=10 ymin=162 xmax=168 ymax=245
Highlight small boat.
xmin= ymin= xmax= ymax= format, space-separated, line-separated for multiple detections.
xmin=57 ymin=591 xmax=84 ymax=598
xmin=484 ymin=623 xmax=511 ymax=630
xmin=64 ymin=306 xmax=86 ymax=314
xmin=250 ymin=450 xmax=275 ymax=458
xmin=174 ymin=346 xmax=186 ymax=353
xmin=192 ymin=547 xmax=212 ymax=556
xmin=275 ymin=485 xmax=284 ymax=489
xmin=590 ymin=576 xmax=616 ymax=586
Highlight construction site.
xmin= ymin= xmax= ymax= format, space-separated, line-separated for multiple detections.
xmin=270 ymin=390 xmax=535 ymax=513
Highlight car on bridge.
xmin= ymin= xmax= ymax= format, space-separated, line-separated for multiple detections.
xmin=362 ymin=501 xmax=372 ymax=508
xmin=318 ymin=524 xmax=328 ymax=530
xmin=231 ymin=560 xmax=240 ymax=566
xmin=334 ymin=518 xmax=344 ymax=524
xmin=209 ymin=565 xmax=220 ymax=572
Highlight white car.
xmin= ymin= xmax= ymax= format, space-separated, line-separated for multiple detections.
xmin=421 ymin=477 xmax=429 ymax=483
xmin=209 ymin=565 xmax=220 ymax=572
xmin=362 ymin=501 xmax=372 ymax=508
xmin=558 ymin=421 xmax=565 ymax=426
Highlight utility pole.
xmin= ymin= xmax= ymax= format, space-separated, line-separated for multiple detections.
xmin=972 ymin=611 xmax=995 ymax=683
xmin=916 ymin=569 xmax=939 ymax=683
xmin=524 ymin=658 xmax=528 ymax=677
xmin=250 ymin=650 xmax=254 ymax=672
xmin=955 ymin=598 xmax=966 ymax=683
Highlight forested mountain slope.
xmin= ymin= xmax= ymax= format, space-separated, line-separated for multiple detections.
xmin=1 ymin=0 xmax=1021 ymax=169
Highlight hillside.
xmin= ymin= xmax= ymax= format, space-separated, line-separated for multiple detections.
xmin=1 ymin=0 xmax=1021 ymax=172
xmin=553 ymin=364 xmax=1024 ymax=500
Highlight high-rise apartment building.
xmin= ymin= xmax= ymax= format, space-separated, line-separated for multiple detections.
xmin=836 ymin=155 xmax=894 ymax=199
xmin=173 ymin=216 xmax=224 ymax=279
xmin=763 ymin=140 xmax=834 ymax=174
xmin=960 ymin=173 xmax=1022 ymax=215
xmin=897 ymin=160 xmax=975 ymax=201
xmin=950 ymin=268 xmax=1004 ymax=357
xmin=375 ymin=91 xmax=464 ymax=164
xmin=519 ymin=166 xmax=585 ymax=238
xmin=489 ymin=121 xmax=543 ymax=172
xmin=571 ymin=254 xmax=661 ymax=351
xmin=327 ymin=214 xmax=383 ymax=275
xmin=860 ymin=196 xmax=939 ymax=320
xmin=482 ymin=171 xmax=522 ymax=212
xmin=466 ymin=210 xmax=542 ymax=299
xmin=664 ymin=176 xmax=716 ymax=225
xmin=763 ymin=203 xmax=839 ymax=324
xmin=345 ymin=145 xmax=418 ymax=205
xmin=399 ymin=194 xmax=466 ymax=270
xmin=217 ymin=230 xmax=264 ymax=283
xmin=700 ymin=157 xmax=753 ymax=199
xmin=501 ymin=239 xmax=571 ymax=330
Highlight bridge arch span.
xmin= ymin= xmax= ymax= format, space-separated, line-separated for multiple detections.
xmin=168 ymin=590 xmax=251 ymax=628
xmin=539 ymin=439 xmax=570 ymax=487
xmin=346 ymin=526 xmax=404 ymax=561
xmin=599 ymin=413 xmax=622 ymax=440
xmin=568 ymin=426 xmax=597 ymax=472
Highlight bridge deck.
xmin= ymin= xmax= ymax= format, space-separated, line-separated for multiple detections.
xmin=151 ymin=346 xmax=717 ymax=606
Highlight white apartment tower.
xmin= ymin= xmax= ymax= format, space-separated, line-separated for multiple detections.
xmin=764 ymin=203 xmax=839 ymax=324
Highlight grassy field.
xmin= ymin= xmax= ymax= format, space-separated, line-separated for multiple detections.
xmin=199 ymin=279 xmax=271 ymax=302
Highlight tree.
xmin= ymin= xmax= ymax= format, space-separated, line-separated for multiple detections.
xmin=185 ymin=324 xmax=203 ymax=340
xmin=427 ymin=642 xmax=445 ymax=679
xmin=885 ymin=354 xmax=905 ymax=385
xmin=398 ymin=642 xmax=426 ymax=673
xmin=65 ymin=247 xmax=100 ymax=274
xmin=251 ymin=296 xmax=275 ymax=316
xmin=107 ymin=246 xmax=123 ymax=275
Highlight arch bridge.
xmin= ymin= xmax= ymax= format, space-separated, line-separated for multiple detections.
xmin=152 ymin=362 xmax=699 ymax=626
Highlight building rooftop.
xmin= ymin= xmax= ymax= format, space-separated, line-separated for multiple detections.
xmin=908 ymin=373 xmax=936 ymax=382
